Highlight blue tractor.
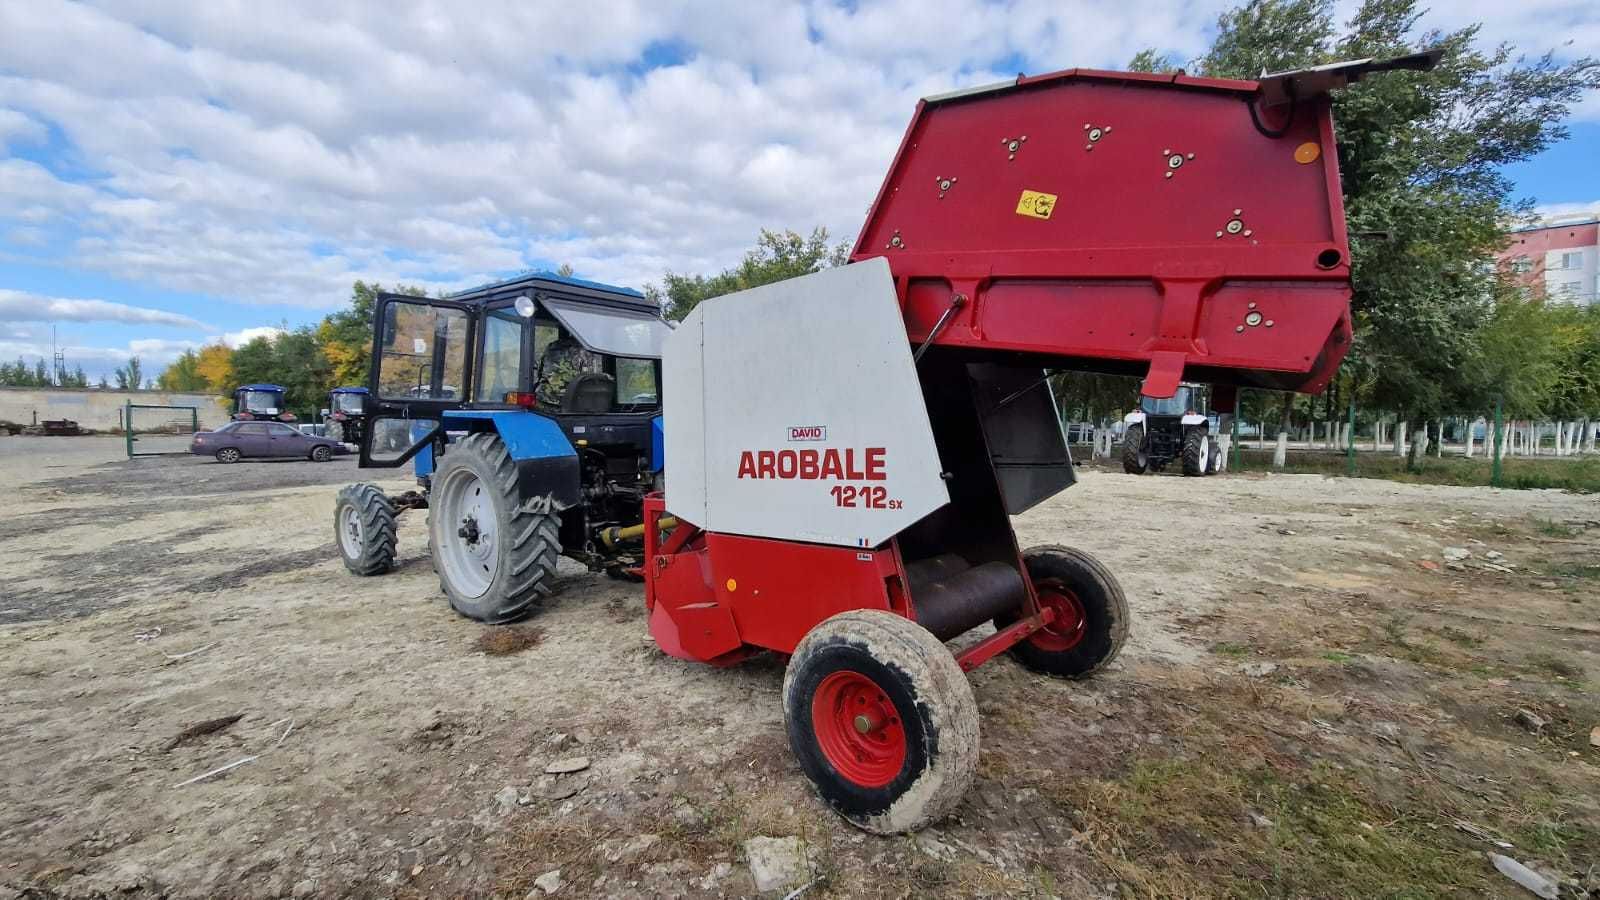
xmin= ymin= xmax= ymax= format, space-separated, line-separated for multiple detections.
xmin=332 ymin=272 xmax=670 ymax=623
xmin=323 ymin=386 xmax=369 ymax=446
xmin=232 ymin=383 xmax=296 ymax=422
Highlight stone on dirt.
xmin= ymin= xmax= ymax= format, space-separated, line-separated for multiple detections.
xmin=744 ymin=835 xmax=814 ymax=893
xmin=1590 ymin=725 xmax=1599 ymax=748
xmin=494 ymin=785 xmax=521 ymax=811
xmin=532 ymin=868 xmax=563 ymax=895
xmin=544 ymin=756 xmax=590 ymax=775
xmin=1514 ymin=708 xmax=1547 ymax=734
xmin=1240 ymin=661 xmax=1278 ymax=678
xmin=1442 ymin=547 xmax=1470 ymax=561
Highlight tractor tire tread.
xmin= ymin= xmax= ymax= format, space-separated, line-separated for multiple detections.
xmin=1122 ymin=425 xmax=1147 ymax=475
xmin=335 ymin=483 xmax=397 ymax=576
xmin=430 ymin=432 xmax=561 ymax=624
xmin=1182 ymin=427 xmax=1207 ymax=477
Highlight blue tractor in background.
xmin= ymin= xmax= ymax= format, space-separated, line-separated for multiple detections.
xmin=232 ymin=383 xmax=297 ymax=422
xmin=323 ymin=386 xmax=369 ymax=446
xmin=332 ymin=272 xmax=670 ymax=623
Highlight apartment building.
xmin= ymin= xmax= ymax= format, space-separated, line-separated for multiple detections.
xmin=1500 ymin=216 xmax=1599 ymax=306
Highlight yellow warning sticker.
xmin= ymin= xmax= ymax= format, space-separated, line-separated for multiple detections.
xmin=1016 ymin=189 xmax=1057 ymax=220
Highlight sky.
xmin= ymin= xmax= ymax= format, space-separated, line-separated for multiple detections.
xmin=1 ymin=0 xmax=1597 ymax=382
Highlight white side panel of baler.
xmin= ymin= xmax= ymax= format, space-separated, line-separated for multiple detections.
xmin=662 ymin=310 xmax=707 ymax=526
xmin=663 ymin=257 xmax=949 ymax=547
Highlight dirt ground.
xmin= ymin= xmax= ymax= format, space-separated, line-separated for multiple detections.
xmin=1 ymin=436 xmax=1597 ymax=899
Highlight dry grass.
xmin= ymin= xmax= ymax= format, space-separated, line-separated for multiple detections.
xmin=473 ymin=625 xmax=545 ymax=656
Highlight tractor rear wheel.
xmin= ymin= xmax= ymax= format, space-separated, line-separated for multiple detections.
xmin=1121 ymin=425 xmax=1148 ymax=474
xmin=428 ymin=432 xmax=560 ymax=623
xmin=325 ymin=420 xmax=344 ymax=443
xmin=783 ymin=609 xmax=979 ymax=834
xmin=1182 ymin=428 xmax=1209 ymax=476
xmin=996 ymin=546 xmax=1128 ymax=679
xmin=334 ymin=483 xmax=396 ymax=576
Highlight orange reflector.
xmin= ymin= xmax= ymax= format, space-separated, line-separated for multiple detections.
xmin=504 ymin=391 xmax=539 ymax=409
xmin=1294 ymin=142 xmax=1321 ymax=164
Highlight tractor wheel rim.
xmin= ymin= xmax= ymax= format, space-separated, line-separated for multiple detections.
xmin=339 ymin=505 xmax=363 ymax=558
xmin=1032 ymin=581 xmax=1088 ymax=652
xmin=811 ymin=670 xmax=906 ymax=788
xmin=436 ymin=469 xmax=496 ymax=598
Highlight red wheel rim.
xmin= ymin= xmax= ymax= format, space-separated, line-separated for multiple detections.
xmin=1031 ymin=581 xmax=1087 ymax=652
xmin=811 ymin=670 xmax=906 ymax=788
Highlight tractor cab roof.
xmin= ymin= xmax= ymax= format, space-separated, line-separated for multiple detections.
xmin=238 ymin=384 xmax=285 ymax=392
xmin=330 ymin=386 xmax=369 ymax=395
xmin=450 ymin=271 xmax=670 ymax=360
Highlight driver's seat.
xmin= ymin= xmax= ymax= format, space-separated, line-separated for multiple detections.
xmin=562 ymin=373 xmax=614 ymax=414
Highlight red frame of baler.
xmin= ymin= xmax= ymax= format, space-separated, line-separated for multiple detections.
xmin=642 ymin=495 xmax=1053 ymax=671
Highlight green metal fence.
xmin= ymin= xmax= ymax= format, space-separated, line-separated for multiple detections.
xmin=125 ymin=402 xmax=200 ymax=458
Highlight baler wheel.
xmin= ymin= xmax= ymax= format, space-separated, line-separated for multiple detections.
xmin=1181 ymin=428 xmax=1209 ymax=477
xmin=783 ymin=610 xmax=978 ymax=834
xmin=334 ymin=483 xmax=397 ymax=576
xmin=996 ymin=546 xmax=1128 ymax=679
xmin=1121 ymin=425 xmax=1148 ymax=474
xmin=428 ymin=432 xmax=560 ymax=624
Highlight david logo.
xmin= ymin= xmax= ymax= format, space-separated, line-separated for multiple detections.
xmin=788 ymin=425 xmax=826 ymax=441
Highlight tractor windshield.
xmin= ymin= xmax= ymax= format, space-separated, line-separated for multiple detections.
xmin=332 ymin=393 xmax=364 ymax=414
xmin=241 ymin=390 xmax=281 ymax=415
xmin=1140 ymin=386 xmax=1194 ymax=416
xmin=541 ymin=297 xmax=669 ymax=358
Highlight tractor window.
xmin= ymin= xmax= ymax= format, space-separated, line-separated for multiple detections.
xmin=615 ymin=358 xmax=658 ymax=407
xmin=240 ymin=390 xmax=280 ymax=414
xmin=332 ymin=393 xmax=364 ymax=414
xmin=476 ymin=310 xmax=525 ymax=402
xmin=377 ymin=301 xmax=469 ymax=401
xmin=1140 ymin=387 xmax=1194 ymax=416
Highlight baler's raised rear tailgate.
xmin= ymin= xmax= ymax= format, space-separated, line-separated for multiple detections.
xmin=853 ymin=67 xmax=1358 ymax=397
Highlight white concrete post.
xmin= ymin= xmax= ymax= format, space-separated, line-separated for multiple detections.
xmin=1273 ymin=431 xmax=1288 ymax=467
xmin=1394 ymin=420 xmax=1408 ymax=456
xmin=1464 ymin=418 xmax=1476 ymax=458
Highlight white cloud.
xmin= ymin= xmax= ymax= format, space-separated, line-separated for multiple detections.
xmin=214 ymin=326 xmax=287 ymax=348
xmin=0 ymin=289 xmax=208 ymax=328
xmin=1532 ymin=199 xmax=1600 ymax=221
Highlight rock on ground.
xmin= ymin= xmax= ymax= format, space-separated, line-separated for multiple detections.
xmin=744 ymin=835 xmax=814 ymax=893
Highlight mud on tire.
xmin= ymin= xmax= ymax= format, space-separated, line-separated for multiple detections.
xmin=334 ymin=483 xmax=397 ymax=576
xmin=428 ymin=432 xmax=560 ymax=624
xmin=783 ymin=609 xmax=979 ymax=834
xmin=996 ymin=545 xmax=1129 ymax=679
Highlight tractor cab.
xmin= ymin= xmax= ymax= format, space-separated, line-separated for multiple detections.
xmin=232 ymin=384 xmax=295 ymax=422
xmin=1122 ymin=383 xmax=1220 ymax=476
xmin=340 ymin=271 xmax=670 ymax=609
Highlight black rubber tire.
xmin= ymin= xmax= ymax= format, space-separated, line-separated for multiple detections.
xmin=334 ymin=483 xmax=397 ymax=576
xmin=783 ymin=610 xmax=979 ymax=834
xmin=1121 ymin=425 xmax=1148 ymax=474
xmin=215 ymin=447 xmax=241 ymax=464
xmin=310 ymin=444 xmax=332 ymax=462
xmin=1181 ymin=427 xmax=1208 ymax=477
xmin=428 ymin=432 xmax=560 ymax=624
xmin=1208 ymin=441 xmax=1224 ymax=474
xmin=996 ymin=545 xmax=1129 ymax=679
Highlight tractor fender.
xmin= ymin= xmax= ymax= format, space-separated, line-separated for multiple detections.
xmin=1123 ymin=410 xmax=1146 ymax=427
xmin=440 ymin=410 xmax=582 ymax=509
xmin=1180 ymin=413 xmax=1208 ymax=427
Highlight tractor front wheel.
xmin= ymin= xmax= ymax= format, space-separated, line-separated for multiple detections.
xmin=996 ymin=546 xmax=1129 ymax=679
xmin=1121 ymin=425 xmax=1148 ymax=474
xmin=334 ymin=483 xmax=397 ymax=576
xmin=1182 ymin=428 xmax=1209 ymax=476
xmin=783 ymin=610 xmax=979 ymax=834
xmin=428 ymin=432 xmax=560 ymax=623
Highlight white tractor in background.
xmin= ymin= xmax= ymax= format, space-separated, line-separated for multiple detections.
xmin=1122 ymin=383 xmax=1223 ymax=476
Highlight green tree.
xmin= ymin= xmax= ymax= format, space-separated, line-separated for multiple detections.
xmin=317 ymin=280 xmax=427 ymax=388
xmin=272 ymin=326 xmax=332 ymax=413
xmin=1201 ymin=0 xmax=1598 ymax=429
xmin=156 ymin=350 xmax=209 ymax=392
xmin=1125 ymin=49 xmax=1179 ymax=73
xmin=114 ymin=357 xmax=144 ymax=390
xmin=648 ymin=227 xmax=850 ymax=321
xmin=229 ymin=336 xmax=278 ymax=390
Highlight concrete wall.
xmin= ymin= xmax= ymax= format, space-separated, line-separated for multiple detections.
xmin=0 ymin=387 xmax=230 ymax=431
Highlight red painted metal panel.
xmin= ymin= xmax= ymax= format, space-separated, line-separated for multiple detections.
xmin=853 ymin=69 xmax=1352 ymax=395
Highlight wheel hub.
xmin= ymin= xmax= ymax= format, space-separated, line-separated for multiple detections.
xmin=812 ymin=670 xmax=905 ymax=787
xmin=1031 ymin=581 xmax=1088 ymax=652
xmin=434 ymin=469 xmax=499 ymax=599
xmin=457 ymin=516 xmax=481 ymax=545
